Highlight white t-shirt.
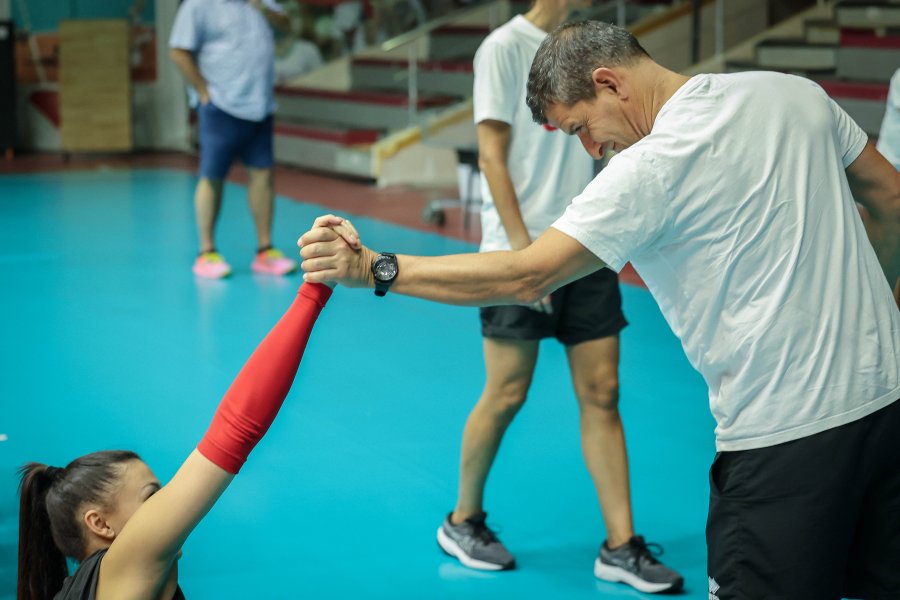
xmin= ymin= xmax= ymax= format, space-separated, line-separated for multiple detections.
xmin=473 ymin=16 xmax=594 ymax=252
xmin=553 ymin=71 xmax=900 ymax=451
xmin=170 ymin=0 xmax=285 ymax=121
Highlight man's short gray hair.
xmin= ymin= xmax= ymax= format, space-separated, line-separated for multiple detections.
xmin=526 ymin=21 xmax=649 ymax=124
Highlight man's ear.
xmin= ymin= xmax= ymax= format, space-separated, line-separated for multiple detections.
xmin=591 ymin=67 xmax=625 ymax=98
xmin=84 ymin=508 xmax=116 ymax=540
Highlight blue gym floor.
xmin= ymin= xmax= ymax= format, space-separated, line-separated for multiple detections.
xmin=0 ymin=169 xmax=715 ymax=599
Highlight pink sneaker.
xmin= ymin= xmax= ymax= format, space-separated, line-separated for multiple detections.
xmin=193 ymin=251 xmax=232 ymax=279
xmin=252 ymin=247 xmax=297 ymax=276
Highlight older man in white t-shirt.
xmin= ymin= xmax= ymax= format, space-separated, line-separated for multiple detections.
xmin=299 ymin=21 xmax=900 ymax=599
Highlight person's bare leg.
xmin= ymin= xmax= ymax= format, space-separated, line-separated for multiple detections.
xmin=195 ymin=178 xmax=224 ymax=253
xmin=247 ymin=167 xmax=274 ymax=251
xmin=566 ymin=335 xmax=634 ymax=548
xmin=452 ymin=337 xmax=539 ymax=523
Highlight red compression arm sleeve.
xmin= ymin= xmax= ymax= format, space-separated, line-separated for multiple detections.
xmin=197 ymin=283 xmax=332 ymax=474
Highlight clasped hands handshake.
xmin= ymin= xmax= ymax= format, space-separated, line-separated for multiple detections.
xmin=297 ymin=215 xmax=373 ymax=288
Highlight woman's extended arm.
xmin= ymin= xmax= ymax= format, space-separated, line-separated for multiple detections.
xmin=98 ymin=283 xmax=332 ymax=597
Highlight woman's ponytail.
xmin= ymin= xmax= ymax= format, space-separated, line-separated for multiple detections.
xmin=17 ymin=463 xmax=67 ymax=600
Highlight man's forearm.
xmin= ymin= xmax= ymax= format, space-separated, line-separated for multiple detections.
xmin=380 ymin=229 xmax=602 ymax=306
xmin=866 ymin=220 xmax=900 ymax=291
xmin=481 ymin=161 xmax=530 ymax=250
xmin=477 ymin=120 xmax=531 ymax=250
xmin=848 ymin=142 xmax=900 ymax=289
xmin=389 ymin=251 xmax=541 ymax=307
xmin=169 ymin=49 xmax=208 ymax=98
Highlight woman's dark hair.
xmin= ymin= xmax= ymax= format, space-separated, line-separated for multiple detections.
xmin=18 ymin=450 xmax=140 ymax=600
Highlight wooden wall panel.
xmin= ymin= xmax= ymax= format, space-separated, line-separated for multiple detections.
xmin=59 ymin=19 xmax=132 ymax=152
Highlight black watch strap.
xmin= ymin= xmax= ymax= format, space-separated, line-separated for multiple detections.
xmin=372 ymin=253 xmax=398 ymax=297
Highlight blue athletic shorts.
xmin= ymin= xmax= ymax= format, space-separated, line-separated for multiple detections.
xmin=197 ymin=102 xmax=274 ymax=180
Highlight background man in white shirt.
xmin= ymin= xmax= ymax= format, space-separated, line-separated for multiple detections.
xmin=434 ymin=1 xmax=681 ymax=594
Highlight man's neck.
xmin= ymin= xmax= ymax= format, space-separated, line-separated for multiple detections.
xmin=633 ymin=61 xmax=691 ymax=136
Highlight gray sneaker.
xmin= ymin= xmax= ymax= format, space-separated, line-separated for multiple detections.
xmin=594 ymin=535 xmax=684 ymax=593
xmin=437 ymin=512 xmax=515 ymax=571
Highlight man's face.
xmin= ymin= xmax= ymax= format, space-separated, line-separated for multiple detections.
xmin=545 ymin=88 xmax=638 ymax=160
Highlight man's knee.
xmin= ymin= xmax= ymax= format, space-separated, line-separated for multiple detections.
xmin=196 ymin=178 xmax=224 ymax=199
xmin=480 ymin=379 xmax=531 ymax=419
xmin=248 ymin=167 xmax=273 ymax=179
xmin=575 ymin=375 xmax=619 ymax=412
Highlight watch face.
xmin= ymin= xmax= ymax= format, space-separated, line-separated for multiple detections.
xmin=374 ymin=258 xmax=398 ymax=281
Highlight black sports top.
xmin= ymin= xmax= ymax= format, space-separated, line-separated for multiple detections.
xmin=53 ymin=549 xmax=186 ymax=600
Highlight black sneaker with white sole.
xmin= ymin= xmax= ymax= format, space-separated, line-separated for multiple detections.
xmin=437 ymin=512 xmax=515 ymax=571
xmin=594 ymin=535 xmax=684 ymax=594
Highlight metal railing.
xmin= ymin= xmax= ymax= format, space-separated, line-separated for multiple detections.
xmin=604 ymin=0 xmax=727 ymax=60
xmin=372 ymin=0 xmax=503 ymax=125
xmin=367 ymin=0 xmax=733 ymax=126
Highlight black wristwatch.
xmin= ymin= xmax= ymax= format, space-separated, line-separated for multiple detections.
xmin=371 ymin=252 xmax=398 ymax=297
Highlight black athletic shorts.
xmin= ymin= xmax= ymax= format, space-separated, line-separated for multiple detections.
xmin=706 ymin=398 xmax=900 ymax=600
xmin=479 ymin=267 xmax=627 ymax=346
